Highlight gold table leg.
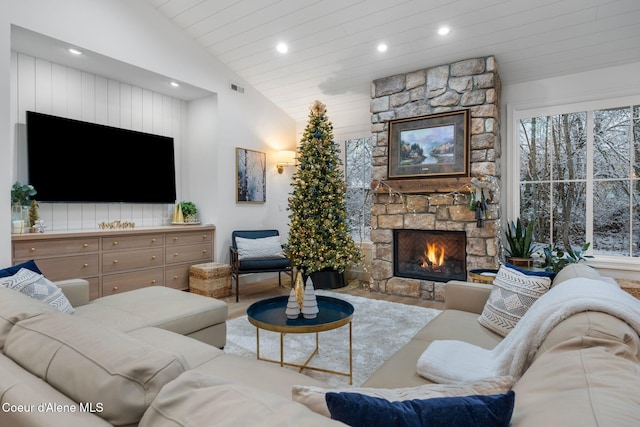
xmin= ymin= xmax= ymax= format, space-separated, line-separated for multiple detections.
xmin=254 ymin=322 xmax=353 ymax=385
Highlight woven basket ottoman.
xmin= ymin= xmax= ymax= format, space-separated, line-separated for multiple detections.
xmin=190 ymin=262 xmax=232 ymax=298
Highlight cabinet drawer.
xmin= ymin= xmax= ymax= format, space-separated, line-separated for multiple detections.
xmin=165 ymin=243 xmax=212 ymax=264
xmin=102 ymin=248 xmax=164 ymax=273
xmin=102 ymin=268 xmax=164 ymax=296
xmin=34 ymin=255 xmax=100 ymax=281
xmin=102 ymin=234 xmax=163 ymax=251
xmin=13 ymin=238 xmax=99 ymax=259
xmin=165 ymin=264 xmax=190 ymax=290
xmin=166 ymin=230 xmax=213 ymax=246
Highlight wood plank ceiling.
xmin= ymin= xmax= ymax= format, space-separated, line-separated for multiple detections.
xmin=146 ymin=0 xmax=640 ymax=140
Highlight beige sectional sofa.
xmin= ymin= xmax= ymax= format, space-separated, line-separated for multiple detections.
xmin=3 ymin=262 xmax=640 ymax=426
xmin=0 ymin=278 xmax=344 ymax=427
xmin=364 ymin=263 xmax=640 ymax=426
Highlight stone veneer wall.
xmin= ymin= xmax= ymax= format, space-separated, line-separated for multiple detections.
xmin=370 ymin=56 xmax=501 ymax=302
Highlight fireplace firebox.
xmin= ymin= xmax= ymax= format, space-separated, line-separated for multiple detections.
xmin=393 ymin=230 xmax=466 ymax=282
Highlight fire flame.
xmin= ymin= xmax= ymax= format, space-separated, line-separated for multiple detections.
xmin=421 ymin=242 xmax=444 ymax=268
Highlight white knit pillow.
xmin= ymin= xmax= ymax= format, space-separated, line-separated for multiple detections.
xmin=0 ymin=268 xmax=74 ymax=314
xmin=235 ymin=236 xmax=285 ymax=260
xmin=478 ymin=265 xmax=552 ymax=337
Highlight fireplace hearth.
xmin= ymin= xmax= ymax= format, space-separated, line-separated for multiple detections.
xmin=394 ymin=230 xmax=466 ymax=282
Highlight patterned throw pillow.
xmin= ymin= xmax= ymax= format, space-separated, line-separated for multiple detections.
xmin=478 ymin=265 xmax=552 ymax=337
xmin=0 ymin=268 xmax=75 ymax=314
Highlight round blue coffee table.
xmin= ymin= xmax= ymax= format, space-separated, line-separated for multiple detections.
xmin=247 ymin=295 xmax=354 ymax=384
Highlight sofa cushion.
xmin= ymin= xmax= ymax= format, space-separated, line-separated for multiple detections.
xmin=0 ymin=268 xmax=74 ymax=314
xmin=325 ymin=390 xmax=515 ymax=427
xmin=235 ymin=235 xmax=285 ymax=260
xmin=4 ymin=311 xmax=185 ymax=426
xmin=478 ymin=265 xmax=552 ymax=337
xmin=0 ymin=353 xmax=111 ymax=427
xmin=0 ymin=259 xmax=42 ymax=278
xmin=139 ymin=371 xmax=344 ymax=427
xmin=73 ymin=286 xmax=227 ymax=336
xmin=0 ymin=286 xmax=57 ymax=351
xmin=293 ymin=376 xmax=513 ymax=418
xmin=552 ymin=263 xmax=601 ymax=286
xmin=512 ymin=313 xmax=640 ymax=426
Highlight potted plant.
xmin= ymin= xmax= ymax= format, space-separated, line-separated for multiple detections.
xmin=180 ymin=201 xmax=198 ymax=223
xmin=504 ymin=218 xmax=535 ymax=267
xmin=540 ymin=242 xmax=593 ymax=273
xmin=11 ymin=181 xmax=37 ymax=233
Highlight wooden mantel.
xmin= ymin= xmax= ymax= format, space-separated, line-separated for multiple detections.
xmin=371 ymin=177 xmax=473 ymax=194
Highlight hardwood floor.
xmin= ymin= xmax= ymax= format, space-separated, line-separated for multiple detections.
xmin=219 ymin=277 xmax=445 ymax=320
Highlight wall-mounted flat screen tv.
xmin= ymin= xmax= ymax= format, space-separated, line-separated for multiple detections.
xmin=26 ymin=111 xmax=177 ymax=203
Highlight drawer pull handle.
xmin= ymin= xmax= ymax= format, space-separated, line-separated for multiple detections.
xmin=174 ymin=253 xmax=178 ymax=257
xmin=173 ymin=275 xmax=178 ymax=280
xmin=113 ymin=241 xmax=118 ymax=246
xmin=113 ymin=259 xmax=118 ymax=264
xmin=151 ymin=256 xmax=156 ymax=260
xmin=202 ymin=235 xmax=207 ymax=239
xmin=202 ymin=249 xmax=207 ymax=254
xmin=113 ymin=286 xmax=118 ymax=291
xmin=173 ymin=237 xmax=178 ymax=241
xmin=30 ymin=247 xmax=35 ymax=252
xmin=151 ymin=280 xmax=157 ymax=284
xmin=83 ymin=243 xmax=88 ymax=248
xmin=151 ymin=238 xmax=156 ymax=243
xmin=83 ymin=263 xmax=88 ymax=267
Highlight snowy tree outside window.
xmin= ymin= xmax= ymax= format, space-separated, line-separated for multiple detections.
xmin=518 ymin=103 xmax=640 ymax=258
xmin=343 ymin=137 xmax=372 ymax=242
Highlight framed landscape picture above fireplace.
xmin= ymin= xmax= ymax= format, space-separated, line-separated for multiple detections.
xmin=388 ymin=110 xmax=469 ymax=179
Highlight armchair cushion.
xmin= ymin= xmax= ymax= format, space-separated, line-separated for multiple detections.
xmin=235 ymin=235 xmax=285 ymax=260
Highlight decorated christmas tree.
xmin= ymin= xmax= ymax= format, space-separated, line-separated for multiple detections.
xmin=287 ymin=101 xmax=361 ymax=276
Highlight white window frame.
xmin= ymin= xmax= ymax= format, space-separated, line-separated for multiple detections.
xmin=506 ymin=94 xmax=640 ymax=273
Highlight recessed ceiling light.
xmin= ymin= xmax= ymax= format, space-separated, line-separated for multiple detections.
xmin=68 ymin=48 xmax=82 ymax=55
xmin=377 ymin=43 xmax=388 ymax=52
xmin=170 ymin=81 xmax=180 ymax=88
xmin=437 ymin=26 xmax=451 ymax=36
xmin=276 ymin=43 xmax=288 ymax=54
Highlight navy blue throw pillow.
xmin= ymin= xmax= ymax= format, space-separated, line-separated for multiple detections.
xmin=325 ymin=390 xmax=515 ymax=427
xmin=0 ymin=260 xmax=43 ymax=278
xmin=505 ymin=262 xmax=556 ymax=280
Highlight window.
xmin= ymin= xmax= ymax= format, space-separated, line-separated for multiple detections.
xmin=344 ymin=137 xmax=372 ymax=241
xmin=515 ymin=99 xmax=640 ymax=261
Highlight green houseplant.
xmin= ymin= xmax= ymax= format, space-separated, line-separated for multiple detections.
xmin=180 ymin=201 xmax=198 ymax=223
xmin=541 ymin=242 xmax=593 ymax=273
xmin=11 ymin=181 xmax=37 ymax=233
xmin=504 ymin=218 xmax=535 ymax=267
xmin=11 ymin=181 xmax=37 ymax=206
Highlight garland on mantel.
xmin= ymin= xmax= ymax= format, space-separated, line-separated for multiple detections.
xmin=370 ymin=175 xmax=498 ymax=228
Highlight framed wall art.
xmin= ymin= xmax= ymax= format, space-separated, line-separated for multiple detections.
xmin=236 ymin=147 xmax=266 ymax=203
xmin=387 ymin=110 xmax=469 ymax=179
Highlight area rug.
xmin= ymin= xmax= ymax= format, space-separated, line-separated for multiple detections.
xmin=223 ymin=290 xmax=441 ymax=387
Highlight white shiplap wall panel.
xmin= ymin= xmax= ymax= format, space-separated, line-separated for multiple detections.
xmin=94 ymin=76 xmax=108 ymax=125
xmin=11 ymin=53 xmax=186 ymax=231
xmin=81 ymin=72 xmax=96 ymax=123
xmin=34 ymin=58 xmax=52 ymax=115
xmin=66 ymin=68 xmax=82 ymax=121
xmin=131 ymin=86 xmax=143 ymax=132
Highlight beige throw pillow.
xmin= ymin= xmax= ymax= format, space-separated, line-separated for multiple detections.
xmin=292 ymin=376 xmax=513 ymax=418
xmin=478 ymin=265 xmax=552 ymax=337
xmin=235 ymin=236 xmax=285 ymax=260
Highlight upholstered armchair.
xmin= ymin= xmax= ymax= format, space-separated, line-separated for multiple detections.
xmin=229 ymin=230 xmax=292 ymax=302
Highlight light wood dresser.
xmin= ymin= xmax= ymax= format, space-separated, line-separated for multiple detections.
xmin=12 ymin=225 xmax=215 ymax=300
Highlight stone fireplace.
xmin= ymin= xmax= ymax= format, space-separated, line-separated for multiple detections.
xmin=369 ymin=56 xmax=501 ymax=302
xmin=394 ymin=230 xmax=466 ymax=282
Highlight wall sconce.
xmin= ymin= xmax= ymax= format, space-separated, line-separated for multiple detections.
xmin=276 ymin=150 xmax=296 ymax=174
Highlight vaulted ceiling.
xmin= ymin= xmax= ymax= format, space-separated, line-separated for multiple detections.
xmin=145 ymin=0 xmax=640 ymax=140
